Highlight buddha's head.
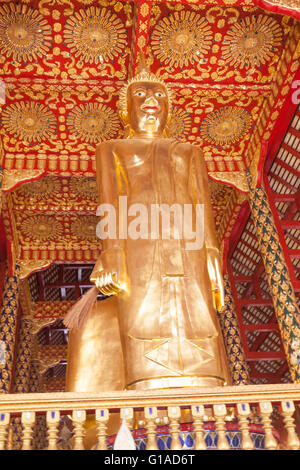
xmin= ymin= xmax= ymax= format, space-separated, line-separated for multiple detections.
xmin=119 ymin=67 xmax=172 ymax=138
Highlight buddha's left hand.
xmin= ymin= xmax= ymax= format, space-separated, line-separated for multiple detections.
xmin=206 ymin=246 xmax=224 ymax=311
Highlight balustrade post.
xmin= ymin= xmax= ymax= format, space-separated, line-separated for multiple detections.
xmin=213 ymin=404 xmax=230 ymax=450
xmin=95 ymin=409 xmax=109 ymax=450
xmin=281 ymin=401 xmax=300 ymax=450
xmin=0 ymin=413 xmax=10 ymax=450
xmin=21 ymin=411 xmax=35 ymax=450
xmin=237 ymin=403 xmax=254 ymax=450
xmin=191 ymin=405 xmax=206 ymax=450
xmin=114 ymin=408 xmax=135 ymax=450
xmin=144 ymin=407 xmax=158 ymax=450
xmin=259 ymin=402 xmax=278 ymax=450
xmin=168 ymin=407 xmax=181 ymax=450
xmin=7 ymin=425 xmax=13 ymax=450
xmin=46 ymin=411 xmax=60 ymax=450
xmin=72 ymin=410 xmax=86 ymax=450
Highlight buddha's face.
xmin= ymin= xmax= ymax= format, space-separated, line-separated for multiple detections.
xmin=126 ymin=81 xmax=169 ymax=138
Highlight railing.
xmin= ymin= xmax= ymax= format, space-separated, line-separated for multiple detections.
xmin=0 ymin=383 xmax=300 ymax=450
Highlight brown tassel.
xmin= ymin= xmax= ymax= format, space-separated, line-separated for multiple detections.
xmin=63 ymin=286 xmax=98 ymax=330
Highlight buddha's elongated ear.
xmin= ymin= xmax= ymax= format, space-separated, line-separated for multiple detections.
xmin=119 ymin=109 xmax=129 ymax=126
xmin=118 ymin=109 xmax=136 ymax=138
xmin=163 ymin=113 xmax=172 ymax=138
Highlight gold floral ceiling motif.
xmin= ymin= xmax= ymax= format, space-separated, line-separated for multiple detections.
xmin=70 ymin=215 xmax=99 ymax=241
xmin=200 ymin=106 xmax=252 ymax=146
xmin=66 ymin=103 xmax=120 ymax=143
xmin=21 ymin=215 xmax=63 ymax=241
xmin=69 ymin=177 xmax=98 ymax=200
xmin=0 ymin=2 xmax=52 ymax=62
xmin=18 ymin=177 xmax=61 ymax=199
xmin=221 ymin=14 xmax=283 ymax=69
xmin=63 ymin=6 xmax=127 ymax=64
xmin=150 ymin=10 xmax=213 ymax=68
xmin=168 ymin=107 xmax=192 ymax=140
xmin=1 ymin=101 xmax=57 ymax=142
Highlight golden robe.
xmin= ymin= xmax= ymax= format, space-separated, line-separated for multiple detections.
xmin=66 ymin=138 xmax=230 ymax=392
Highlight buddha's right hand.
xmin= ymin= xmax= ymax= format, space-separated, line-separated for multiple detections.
xmin=90 ymin=247 xmax=129 ymax=296
xmin=94 ymin=271 xmax=124 ymax=296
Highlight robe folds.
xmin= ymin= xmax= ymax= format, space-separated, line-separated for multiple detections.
xmin=66 ymin=138 xmax=230 ymax=392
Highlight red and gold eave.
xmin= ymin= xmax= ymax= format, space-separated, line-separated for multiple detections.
xmin=0 ymin=0 xmax=298 ymax=177
xmin=0 ymin=0 xmax=299 ymax=278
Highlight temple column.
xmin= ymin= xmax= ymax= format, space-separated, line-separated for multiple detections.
xmin=247 ymin=172 xmax=300 ymax=382
xmin=10 ymin=320 xmax=48 ymax=449
xmin=0 ymin=168 xmax=3 ymax=215
xmin=0 ymin=132 xmax=3 ymax=214
xmin=0 ymin=138 xmax=5 ymax=320
xmin=11 ymin=309 xmax=48 ymax=449
xmin=12 ymin=317 xmax=33 ymax=393
xmin=0 ymin=265 xmax=23 ymax=449
xmin=0 ymin=264 xmax=20 ymax=393
xmin=218 ymin=274 xmax=250 ymax=385
xmin=28 ymin=359 xmax=48 ymax=450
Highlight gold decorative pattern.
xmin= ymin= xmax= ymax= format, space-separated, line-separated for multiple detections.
xmin=201 ymin=106 xmax=252 ymax=146
xmin=222 ymin=14 xmax=283 ymax=69
xmin=18 ymin=177 xmax=61 ymax=199
xmin=69 ymin=177 xmax=98 ymax=200
xmin=32 ymin=301 xmax=75 ymax=320
xmin=19 ymin=279 xmax=33 ymax=319
xmin=36 ymin=345 xmax=67 ymax=376
xmin=32 ymin=318 xmax=55 ymax=335
xmin=168 ymin=107 xmax=192 ymax=140
xmin=2 ymin=102 xmax=57 ymax=142
xmin=21 ymin=215 xmax=63 ymax=241
xmin=0 ymin=3 xmax=52 ymax=62
xmin=209 ymin=171 xmax=249 ymax=193
xmin=66 ymin=103 xmax=119 ymax=143
xmin=151 ymin=10 xmax=213 ymax=67
xmin=219 ymin=274 xmax=250 ymax=385
xmin=0 ymin=266 xmax=20 ymax=393
xmin=13 ymin=318 xmax=34 ymax=394
xmin=63 ymin=6 xmax=127 ymax=64
xmin=2 ymin=170 xmax=45 ymax=192
xmin=12 ymin=175 xmax=98 ymax=212
xmin=70 ymin=215 xmax=99 ymax=241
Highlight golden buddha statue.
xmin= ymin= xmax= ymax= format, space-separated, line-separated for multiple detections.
xmin=65 ymin=67 xmax=230 ymax=395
